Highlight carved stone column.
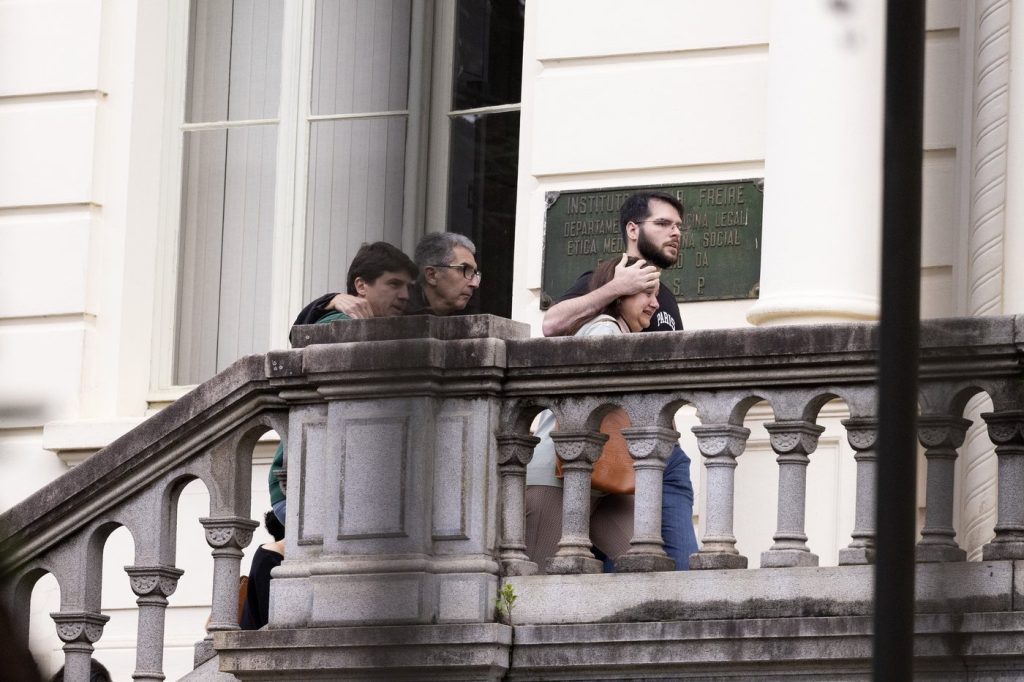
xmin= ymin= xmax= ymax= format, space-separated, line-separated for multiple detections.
xmin=546 ymin=431 xmax=607 ymax=574
xmin=200 ymin=517 xmax=258 ymax=632
xmin=761 ymin=420 xmax=825 ymax=568
xmin=838 ymin=417 xmax=878 ymax=565
xmin=916 ymin=415 xmax=971 ymax=562
xmin=959 ymin=0 xmax=1012 ymax=561
xmin=125 ymin=565 xmax=184 ymax=682
xmin=496 ymin=433 xmax=541 ymax=576
xmin=615 ymin=426 xmax=679 ymax=573
xmin=980 ymin=410 xmax=1024 ymax=560
xmin=690 ymin=424 xmax=750 ymax=570
xmin=51 ymin=611 xmax=109 ymax=682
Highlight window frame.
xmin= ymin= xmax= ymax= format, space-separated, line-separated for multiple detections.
xmin=149 ymin=0 xmax=443 ymax=400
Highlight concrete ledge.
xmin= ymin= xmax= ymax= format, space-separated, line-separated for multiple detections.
xmin=506 ymin=562 xmax=1014 ymax=625
xmin=289 ymin=314 xmax=530 ymax=348
xmin=508 ymin=612 xmax=1024 ymax=681
xmin=215 ymin=623 xmax=512 ymax=681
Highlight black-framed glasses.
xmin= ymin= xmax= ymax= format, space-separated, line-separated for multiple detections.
xmin=433 ymin=263 xmax=482 ymax=281
xmin=636 ymin=219 xmax=684 ymax=230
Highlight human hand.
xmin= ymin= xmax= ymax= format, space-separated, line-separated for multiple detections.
xmin=329 ymin=293 xmax=374 ymax=319
xmin=611 ymin=253 xmax=660 ymax=296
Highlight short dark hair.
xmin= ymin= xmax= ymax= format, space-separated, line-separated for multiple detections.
xmin=619 ymin=191 xmax=685 ymax=241
xmin=345 ymin=242 xmax=418 ymax=296
xmin=264 ymin=510 xmax=285 ymax=541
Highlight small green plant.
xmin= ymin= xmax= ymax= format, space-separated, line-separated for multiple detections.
xmin=495 ymin=582 xmax=517 ymax=622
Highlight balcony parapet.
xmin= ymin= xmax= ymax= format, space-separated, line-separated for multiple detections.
xmin=0 ymin=314 xmax=1022 ymax=680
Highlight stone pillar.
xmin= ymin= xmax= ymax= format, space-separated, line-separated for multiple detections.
xmin=690 ymin=424 xmax=750 ymax=570
xmin=496 ymin=433 xmax=541 ymax=576
xmin=51 ymin=611 xmax=109 ymax=682
xmin=746 ymin=0 xmax=885 ymax=325
xmin=200 ymin=517 xmax=258 ymax=632
xmin=615 ymin=426 xmax=679 ymax=573
xmin=1005 ymin=0 xmax=1024 ymax=315
xmin=980 ymin=410 xmax=1024 ymax=560
xmin=546 ymin=431 xmax=607 ymax=574
xmin=125 ymin=565 xmax=184 ymax=682
xmin=959 ymin=0 xmax=1013 ymax=561
xmin=761 ymin=420 xmax=825 ymax=568
xmin=838 ymin=417 xmax=878 ymax=565
xmin=916 ymin=416 xmax=971 ymax=562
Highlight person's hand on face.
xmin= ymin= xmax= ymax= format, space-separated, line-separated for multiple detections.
xmin=610 ymin=253 xmax=660 ymax=297
xmin=619 ymin=282 xmax=660 ymax=332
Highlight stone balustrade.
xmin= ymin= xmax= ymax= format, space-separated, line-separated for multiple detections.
xmin=1 ymin=314 xmax=1023 ymax=680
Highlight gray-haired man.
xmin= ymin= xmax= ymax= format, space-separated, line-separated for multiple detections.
xmin=295 ymin=232 xmax=481 ymax=321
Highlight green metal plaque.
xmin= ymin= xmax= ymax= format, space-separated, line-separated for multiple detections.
xmin=541 ymin=180 xmax=763 ymax=307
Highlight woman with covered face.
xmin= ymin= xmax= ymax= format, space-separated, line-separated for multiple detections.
xmin=525 ymin=256 xmax=665 ymax=571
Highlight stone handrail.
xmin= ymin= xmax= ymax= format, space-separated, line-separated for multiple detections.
xmin=1 ymin=314 xmax=1022 ymax=681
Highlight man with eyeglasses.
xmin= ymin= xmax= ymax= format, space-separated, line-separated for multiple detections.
xmin=542 ymin=191 xmax=684 ymax=337
xmin=295 ymin=232 xmax=481 ymax=323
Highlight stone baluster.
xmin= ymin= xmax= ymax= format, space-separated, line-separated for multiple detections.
xmin=496 ymin=432 xmax=541 ymax=576
xmin=546 ymin=431 xmax=607 ymax=574
xmin=690 ymin=424 xmax=750 ymax=569
xmin=615 ymin=426 xmax=679 ymax=572
xmin=915 ymin=415 xmax=971 ymax=562
xmin=200 ymin=517 xmax=258 ymax=632
xmin=761 ymin=420 xmax=825 ymax=568
xmin=125 ymin=565 xmax=184 ymax=682
xmin=50 ymin=611 xmax=109 ymax=682
xmin=838 ymin=417 xmax=878 ymax=565
xmin=980 ymin=410 xmax=1024 ymax=560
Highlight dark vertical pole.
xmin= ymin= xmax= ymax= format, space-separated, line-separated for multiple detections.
xmin=874 ymin=1 xmax=926 ymax=680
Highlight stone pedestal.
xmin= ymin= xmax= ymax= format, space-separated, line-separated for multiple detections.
xmin=690 ymin=424 xmax=750 ymax=570
xmin=838 ymin=418 xmax=878 ymax=566
xmin=269 ymin=316 xmax=528 ymax=628
xmin=546 ymin=431 xmax=606 ymax=575
xmin=761 ymin=421 xmax=824 ymax=569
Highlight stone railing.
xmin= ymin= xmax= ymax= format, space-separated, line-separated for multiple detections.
xmin=2 ymin=315 xmax=1023 ymax=681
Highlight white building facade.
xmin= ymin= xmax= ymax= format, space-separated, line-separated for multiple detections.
xmin=2 ymin=1 xmax=1022 ymax=679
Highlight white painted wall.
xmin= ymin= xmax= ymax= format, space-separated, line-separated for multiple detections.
xmin=0 ymin=0 xmax=1014 ymax=679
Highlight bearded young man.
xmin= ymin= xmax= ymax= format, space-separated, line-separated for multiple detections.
xmin=542 ymin=191 xmax=684 ymax=337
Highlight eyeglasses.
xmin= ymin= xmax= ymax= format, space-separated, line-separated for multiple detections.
xmin=433 ymin=263 xmax=482 ymax=281
xmin=636 ymin=219 xmax=684 ymax=231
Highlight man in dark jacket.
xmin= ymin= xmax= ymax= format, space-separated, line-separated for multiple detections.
xmin=295 ymin=232 xmax=480 ymax=322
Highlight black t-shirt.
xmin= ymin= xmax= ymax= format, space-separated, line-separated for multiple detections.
xmin=557 ymin=271 xmax=682 ymax=332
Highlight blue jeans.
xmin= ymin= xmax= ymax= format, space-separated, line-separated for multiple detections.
xmin=272 ymin=499 xmax=287 ymax=525
xmin=595 ymin=445 xmax=698 ymax=572
xmin=662 ymin=445 xmax=698 ymax=569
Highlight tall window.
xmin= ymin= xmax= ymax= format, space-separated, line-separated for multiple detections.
xmin=170 ymin=0 xmax=523 ymax=386
xmin=302 ymin=1 xmax=412 ymax=300
xmin=175 ymin=0 xmax=283 ymax=385
xmin=446 ymin=0 xmax=524 ymax=317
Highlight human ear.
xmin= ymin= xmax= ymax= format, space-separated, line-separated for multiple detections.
xmin=625 ymin=221 xmax=639 ymax=241
xmin=354 ymin=277 xmax=368 ymax=296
